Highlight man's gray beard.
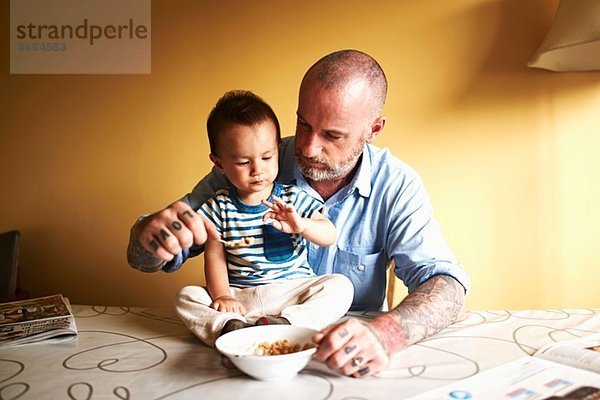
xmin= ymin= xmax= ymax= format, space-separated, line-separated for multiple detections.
xmin=295 ymin=135 xmax=366 ymax=182
xmin=296 ymin=156 xmax=357 ymax=181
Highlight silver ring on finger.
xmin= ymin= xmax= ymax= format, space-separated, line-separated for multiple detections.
xmin=351 ymin=356 xmax=364 ymax=368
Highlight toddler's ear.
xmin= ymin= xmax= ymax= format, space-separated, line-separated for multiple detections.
xmin=209 ymin=153 xmax=224 ymax=172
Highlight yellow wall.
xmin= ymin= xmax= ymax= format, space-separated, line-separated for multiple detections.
xmin=2 ymin=0 xmax=599 ymax=310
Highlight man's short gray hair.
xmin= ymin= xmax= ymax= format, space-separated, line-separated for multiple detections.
xmin=304 ymin=49 xmax=388 ymax=115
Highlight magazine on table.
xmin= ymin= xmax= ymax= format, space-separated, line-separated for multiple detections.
xmin=534 ymin=332 xmax=600 ymax=374
xmin=0 ymin=294 xmax=78 ymax=348
xmin=409 ymin=333 xmax=600 ymax=399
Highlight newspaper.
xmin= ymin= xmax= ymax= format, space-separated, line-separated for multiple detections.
xmin=535 ymin=333 xmax=600 ymax=374
xmin=409 ymin=333 xmax=600 ymax=399
xmin=0 ymin=294 xmax=78 ymax=348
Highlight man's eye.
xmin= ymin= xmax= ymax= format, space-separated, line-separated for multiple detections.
xmin=325 ymin=133 xmax=341 ymax=141
xmin=262 ymin=156 xmax=272 ymax=160
xmin=236 ymin=161 xmax=249 ymax=166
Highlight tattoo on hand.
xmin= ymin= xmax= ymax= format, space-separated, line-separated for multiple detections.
xmin=149 ymin=240 xmax=159 ymax=251
xmin=159 ymin=229 xmax=170 ymax=240
xmin=171 ymin=221 xmax=182 ymax=230
xmin=126 ymin=232 xmax=166 ymax=271
xmin=344 ymin=345 xmax=356 ymax=354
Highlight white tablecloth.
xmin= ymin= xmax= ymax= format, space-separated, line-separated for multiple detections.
xmin=1 ymin=306 xmax=599 ymax=399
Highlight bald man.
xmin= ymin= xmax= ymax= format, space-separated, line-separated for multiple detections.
xmin=127 ymin=49 xmax=471 ymax=378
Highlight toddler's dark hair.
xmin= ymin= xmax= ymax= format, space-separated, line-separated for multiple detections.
xmin=207 ymin=90 xmax=281 ymax=154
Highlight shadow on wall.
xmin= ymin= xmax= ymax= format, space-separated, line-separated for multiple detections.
xmin=413 ymin=0 xmax=600 ymax=117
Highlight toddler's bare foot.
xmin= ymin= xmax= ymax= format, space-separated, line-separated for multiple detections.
xmin=220 ymin=318 xmax=252 ymax=336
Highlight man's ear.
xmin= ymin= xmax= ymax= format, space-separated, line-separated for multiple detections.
xmin=209 ymin=153 xmax=224 ymax=173
xmin=367 ymin=116 xmax=386 ymax=143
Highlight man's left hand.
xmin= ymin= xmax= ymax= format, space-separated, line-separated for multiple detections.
xmin=312 ymin=318 xmax=392 ymax=378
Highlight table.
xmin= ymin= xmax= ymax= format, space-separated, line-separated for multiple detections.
xmin=1 ymin=306 xmax=599 ymax=399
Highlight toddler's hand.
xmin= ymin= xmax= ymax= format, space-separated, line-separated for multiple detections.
xmin=211 ymin=296 xmax=246 ymax=314
xmin=262 ymin=195 xmax=306 ymax=234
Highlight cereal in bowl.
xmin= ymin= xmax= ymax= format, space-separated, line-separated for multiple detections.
xmin=254 ymin=339 xmax=316 ymax=356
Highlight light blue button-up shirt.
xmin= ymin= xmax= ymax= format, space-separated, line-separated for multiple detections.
xmin=170 ymin=137 xmax=470 ymax=311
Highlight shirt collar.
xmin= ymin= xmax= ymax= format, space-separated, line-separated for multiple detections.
xmin=292 ymin=145 xmax=373 ymax=199
xmin=351 ymin=145 xmax=372 ymax=198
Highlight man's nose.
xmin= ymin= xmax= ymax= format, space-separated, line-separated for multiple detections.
xmin=301 ymin=132 xmax=322 ymax=158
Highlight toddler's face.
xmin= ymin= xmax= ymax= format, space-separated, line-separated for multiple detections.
xmin=211 ymin=120 xmax=279 ymax=200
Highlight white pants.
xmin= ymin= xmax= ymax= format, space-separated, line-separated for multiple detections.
xmin=175 ymin=274 xmax=354 ymax=347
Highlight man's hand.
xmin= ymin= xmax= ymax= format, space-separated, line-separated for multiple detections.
xmin=313 ymin=275 xmax=466 ymax=378
xmin=312 ymin=318 xmax=394 ymax=378
xmin=211 ymin=296 xmax=246 ymax=314
xmin=136 ymin=201 xmax=219 ymax=262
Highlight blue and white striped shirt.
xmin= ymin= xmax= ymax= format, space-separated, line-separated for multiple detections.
xmin=199 ymin=183 xmax=323 ymax=287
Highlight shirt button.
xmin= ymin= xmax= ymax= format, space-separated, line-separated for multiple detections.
xmin=357 ymin=265 xmax=365 ymax=271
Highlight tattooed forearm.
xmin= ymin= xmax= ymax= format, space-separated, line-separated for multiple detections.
xmin=126 ymin=223 xmax=166 ymax=272
xmin=370 ymin=275 xmax=466 ymax=354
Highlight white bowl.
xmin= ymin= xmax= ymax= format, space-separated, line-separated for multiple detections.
xmin=215 ymin=325 xmax=318 ymax=381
